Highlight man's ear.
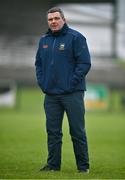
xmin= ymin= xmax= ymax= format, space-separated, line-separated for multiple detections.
xmin=63 ymin=18 xmax=66 ymax=22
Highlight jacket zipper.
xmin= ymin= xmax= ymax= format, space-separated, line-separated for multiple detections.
xmin=51 ymin=37 xmax=56 ymax=65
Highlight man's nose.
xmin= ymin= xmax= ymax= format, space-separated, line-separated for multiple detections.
xmin=52 ymin=19 xmax=56 ymax=23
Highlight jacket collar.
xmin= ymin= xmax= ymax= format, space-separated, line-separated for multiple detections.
xmin=46 ymin=23 xmax=69 ymax=36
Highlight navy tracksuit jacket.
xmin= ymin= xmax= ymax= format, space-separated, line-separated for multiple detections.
xmin=35 ymin=23 xmax=91 ymax=95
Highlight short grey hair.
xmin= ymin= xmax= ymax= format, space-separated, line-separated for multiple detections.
xmin=47 ymin=7 xmax=65 ymax=20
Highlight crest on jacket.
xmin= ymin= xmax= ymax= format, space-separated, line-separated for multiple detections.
xmin=59 ymin=43 xmax=65 ymax=50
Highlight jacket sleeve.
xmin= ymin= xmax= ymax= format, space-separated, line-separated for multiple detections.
xmin=35 ymin=42 xmax=43 ymax=89
xmin=71 ymin=34 xmax=91 ymax=86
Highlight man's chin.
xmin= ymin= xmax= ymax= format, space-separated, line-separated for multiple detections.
xmin=52 ymin=29 xmax=59 ymax=32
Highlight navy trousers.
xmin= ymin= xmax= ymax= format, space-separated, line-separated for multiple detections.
xmin=44 ymin=91 xmax=89 ymax=171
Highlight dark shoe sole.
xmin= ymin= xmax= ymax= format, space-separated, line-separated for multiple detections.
xmin=40 ymin=165 xmax=60 ymax=172
xmin=78 ymin=169 xmax=89 ymax=174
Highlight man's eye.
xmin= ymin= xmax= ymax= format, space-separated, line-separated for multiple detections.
xmin=48 ymin=17 xmax=60 ymax=21
xmin=54 ymin=17 xmax=60 ymax=20
xmin=48 ymin=18 xmax=52 ymax=21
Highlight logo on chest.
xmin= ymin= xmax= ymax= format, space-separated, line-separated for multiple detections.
xmin=59 ymin=43 xmax=65 ymax=51
xmin=42 ymin=45 xmax=48 ymax=48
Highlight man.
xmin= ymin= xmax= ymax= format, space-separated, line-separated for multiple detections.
xmin=35 ymin=7 xmax=91 ymax=173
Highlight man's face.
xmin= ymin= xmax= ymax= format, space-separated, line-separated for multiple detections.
xmin=47 ymin=12 xmax=65 ymax=32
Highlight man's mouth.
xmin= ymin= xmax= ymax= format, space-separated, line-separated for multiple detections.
xmin=52 ymin=26 xmax=57 ymax=29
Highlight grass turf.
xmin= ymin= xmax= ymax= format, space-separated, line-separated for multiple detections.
xmin=0 ymin=88 xmax=125 ymax=179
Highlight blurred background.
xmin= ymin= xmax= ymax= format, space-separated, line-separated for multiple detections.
xmin=0 ymin=0 xmax=125 ymax=110
xmin=0 ymin=0 xmax=125 ymax=179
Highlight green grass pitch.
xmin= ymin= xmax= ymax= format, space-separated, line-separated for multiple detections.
xmin=0 ymin=88 xmax=125 ymax=179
